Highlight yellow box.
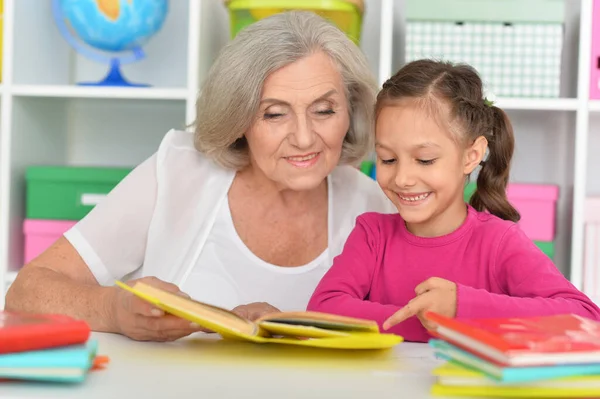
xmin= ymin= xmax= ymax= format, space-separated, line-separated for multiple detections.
xmin=223 ymin=0 xmax=364 ymax=45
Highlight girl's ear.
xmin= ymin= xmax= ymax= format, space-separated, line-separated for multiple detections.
xmin=463 ymin=135 xmax=488 ymax=175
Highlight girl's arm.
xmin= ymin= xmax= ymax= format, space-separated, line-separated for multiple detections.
xmin=457 ymin=225 xmax=600 ymax=320
xmin=307 ymin=215 xmax=423 ymax=339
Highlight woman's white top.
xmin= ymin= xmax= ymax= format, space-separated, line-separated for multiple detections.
xmin=64 ymin=129 xmax=396 ymax=311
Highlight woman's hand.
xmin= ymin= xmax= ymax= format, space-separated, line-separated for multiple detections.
xmin=231 ymin=302 xmax=281 ymax=321
xmin=383 ymin=277 xmax=457 ymax=331
xmin=109 ymin=276 xmax=209 ymax=341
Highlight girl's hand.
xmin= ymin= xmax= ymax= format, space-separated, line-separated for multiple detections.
xmin=382 ymin=277 xmax=457 ymax=331
xmin=110 ymin=276 xmax=209 ymax=342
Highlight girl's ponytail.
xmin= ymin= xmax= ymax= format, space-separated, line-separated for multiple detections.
xmin=469 ymin=106 xmax=520 ymax=222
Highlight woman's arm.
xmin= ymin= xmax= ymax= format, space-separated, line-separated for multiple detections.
xmin=6 ymin=152 xmax=158 ymax=330
xmin=6 ymin=152 xmax=200 ymax=340
xmin=6 ymin=237 xmax=117 ymax=331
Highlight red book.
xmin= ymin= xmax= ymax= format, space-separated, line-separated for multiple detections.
xmin=0 ymin=312 xmax=91 ymax=354
xmin=424 ymin=311 xmax=600 ymax=367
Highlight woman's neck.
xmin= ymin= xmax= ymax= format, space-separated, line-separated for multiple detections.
xmin=234 ymin=165 xmax=328 ymax=214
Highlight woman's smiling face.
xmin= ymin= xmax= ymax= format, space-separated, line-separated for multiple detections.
xmin=244 ymin=51 xmax=350 ymax=191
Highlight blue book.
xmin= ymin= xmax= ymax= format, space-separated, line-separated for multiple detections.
xmin=0 ymin=339 xmax=98 ymax=383
xmin=430 ymin=339 xmax=600 ymax=383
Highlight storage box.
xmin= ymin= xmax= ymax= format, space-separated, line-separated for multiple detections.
xmin=359 ymin=160 xmax=373 ymax=177
xmin=405 ymin=0 xmax=565 ymax=98
xmin=23 ymin=219 xmax=77 ymax=264
xmin=223 ymin=0 xmax=364 ymax=44
xmin=359 ymin=160 xmax=377 ymax=180
xmin=590 ymin=0 xmax=600 ymax=98
xmin=584 ymin=197 xmax=600 ymax=300
xmin=26 ymin=166 xmax=132 ymax=220
xmin=506 ymin=184 xmax=559 ymax=241
xmin=464 ymin=182 xmax=559 ymax=241
xmin=535 ymin=241 xmax=555 ymax=260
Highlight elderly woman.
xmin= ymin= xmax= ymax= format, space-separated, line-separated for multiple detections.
xmin=6 ymin=11 xmax=394 ymax=342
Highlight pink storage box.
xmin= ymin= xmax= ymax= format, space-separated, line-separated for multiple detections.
xmin=506 ymin=183 xmax=559 ymax=241
xmin=584 ymin=197 xmax=600 ymax=301
xmin=591 ymin=0 xmax=600 ymax=99
xmin=23 ymin=219 xmax=77 ymax=264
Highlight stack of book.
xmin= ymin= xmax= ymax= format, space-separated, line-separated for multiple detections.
xmin=0 ymin=311 xmax=106 ymax=383
xmin=424 ymin=311 xmax=600 ymax=397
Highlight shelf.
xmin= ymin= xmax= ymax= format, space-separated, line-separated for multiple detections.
xmin=588 ymin=100 xmax=600 ymax=112
xmin=11 ymin=85 xmax=190 ymax=100
xmin=495 ymin=97 xmax=579 ymax=111
xmin=5 ymin=271 xmax=17 ymax=285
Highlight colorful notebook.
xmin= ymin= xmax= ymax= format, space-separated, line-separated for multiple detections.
xmin=431 ymin=362 xmax=600 ymax=397
xmin=0 ymin=340 xmax=98 ymax=383
xmin=0 ymin=312 xmax=91 ymax=354
xmin=116 ymin=281 xmax=403 ymax=350
xmin=430 ymin=339 xmax=600 ymax=383
xmin=424 ymin=311 xmax=600 ymax=366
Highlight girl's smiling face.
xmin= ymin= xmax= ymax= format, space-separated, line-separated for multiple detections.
xmin=375 ymin=98 xmax=486 ymax=237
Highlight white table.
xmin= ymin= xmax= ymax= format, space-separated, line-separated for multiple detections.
xmin=2 ymin=332 xmax=459 ymax=399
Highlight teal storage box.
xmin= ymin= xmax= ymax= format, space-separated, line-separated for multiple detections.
xmin=26 ymin=166 xmax=132 ymax=220
xmin=405 ymin=0 xmax=565 ymax=98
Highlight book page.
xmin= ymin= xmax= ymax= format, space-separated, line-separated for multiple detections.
xmin=258 ymin=311 xmax=379 ymax=333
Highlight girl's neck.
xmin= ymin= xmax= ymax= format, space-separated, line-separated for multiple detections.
xmin=405 ymin=198 xmax=469 ymax=238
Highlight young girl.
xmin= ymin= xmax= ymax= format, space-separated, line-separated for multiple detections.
xmin=306 ymin=59 xmax=600 ymax=342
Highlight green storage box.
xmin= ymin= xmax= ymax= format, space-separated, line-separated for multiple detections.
xmin=535 ymin=241 xmax=555 ymax=259
xmin=464 ymin=181 xmax=477 ymax=202
xmin=26 ymin=166 xmax=132 ymax=220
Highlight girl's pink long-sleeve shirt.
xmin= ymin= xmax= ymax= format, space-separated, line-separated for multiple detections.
xmin=307 ymin=205 xmax=600 ymax=342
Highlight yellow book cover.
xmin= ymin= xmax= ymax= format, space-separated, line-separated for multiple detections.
xmin=115 ymin=281 xmax=403 ymax=350
xmin=431 ymin=362 xmax=600 ymax=397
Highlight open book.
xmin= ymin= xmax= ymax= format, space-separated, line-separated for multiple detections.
xmin=115 ymin=281 xmax=403 ymax=350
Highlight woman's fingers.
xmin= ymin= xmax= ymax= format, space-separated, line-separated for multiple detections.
xmin=125 ymin=276 xmax=191 ymax=317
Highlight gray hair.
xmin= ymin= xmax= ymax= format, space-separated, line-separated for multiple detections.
xmin=193 ymin=11 xmax=377 ymax=169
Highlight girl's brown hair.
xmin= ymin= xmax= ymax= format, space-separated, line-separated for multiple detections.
xmin=376 ymin=59 xmax=520 ymax=222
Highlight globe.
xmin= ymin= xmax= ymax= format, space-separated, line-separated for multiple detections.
xmin=52 ymin=0 xmax=169 ymax=87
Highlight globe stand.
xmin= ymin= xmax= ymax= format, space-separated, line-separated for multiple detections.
xmin=78 ymin=58 xmax=149 ymax=87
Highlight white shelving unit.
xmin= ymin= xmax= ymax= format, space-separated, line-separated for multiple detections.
xmin=0 ymin=0 xmax=597 ymax=306
xmin=0 ymin=0 xmax=205 ymax=303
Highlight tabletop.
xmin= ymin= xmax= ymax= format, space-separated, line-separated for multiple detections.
xmin=1 ymin=332 xmax=462 ymax=399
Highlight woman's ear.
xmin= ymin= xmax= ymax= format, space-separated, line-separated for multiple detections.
xmin=463 ymin=135 xmax=488 ymax=175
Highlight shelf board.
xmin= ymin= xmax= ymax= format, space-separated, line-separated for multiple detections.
xmin=11 ymin=85 xmax=190 ymax=100
xmin=5 ymin=270 xmax=17 ymax=285
xmin=495 ymin=97 xmax=578 ymax=111
xmin=588 ymin=100 xmax=600 ymax=112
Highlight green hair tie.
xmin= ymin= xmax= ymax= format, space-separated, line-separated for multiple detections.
xmin=483 ymin=97 xmax=495 ymax=107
